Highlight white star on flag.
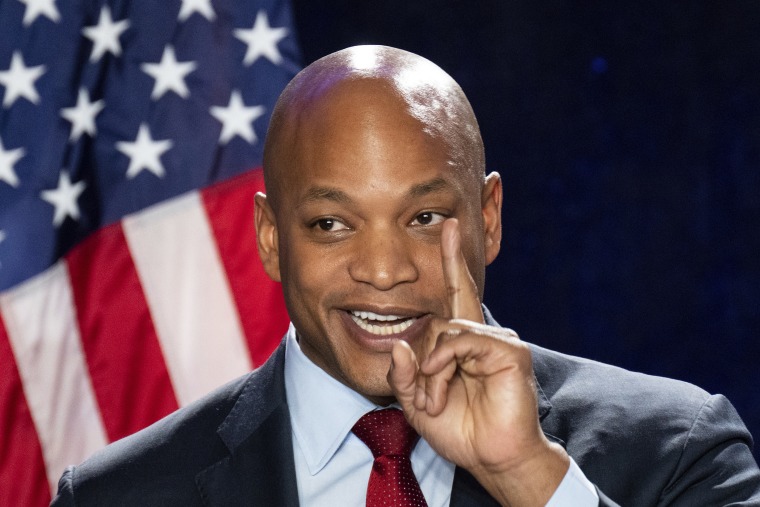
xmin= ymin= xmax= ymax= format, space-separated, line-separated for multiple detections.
xmin=60 ymin=88 xmax=105 ymax=141
xmin=18 ymin=0 xmax=61 ymax=26
xmin=178 ymin=0 xmax=216 ymax=22
xmin=234 ymin=10 xmax=288 ymax=66
xmin=141 ymin=46 xmax=198 ymax=100
xmin=0 ymin=51 xmax=46 ymax=108
xmin=82 ymin=6 xmax=131 ymax=62
xmin=210 ymin=90 xmax=265 ymax=144
xmin=0 ymin=136 xmax=25 ymax=188
xmin=116 ymin=123 xmax=173 ymax=179
xmin=39 ymin=170 xmax=87 ymax=227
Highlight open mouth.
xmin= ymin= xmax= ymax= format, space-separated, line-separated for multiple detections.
xmin=349 ymin=310 xmax=417 ymax=336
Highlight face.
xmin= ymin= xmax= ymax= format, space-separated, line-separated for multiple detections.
xmin=257 ymin=80 xmax=501 ymax=404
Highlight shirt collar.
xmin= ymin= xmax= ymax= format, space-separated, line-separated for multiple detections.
xmin=284 ymin=324 xmax=379 ymax=475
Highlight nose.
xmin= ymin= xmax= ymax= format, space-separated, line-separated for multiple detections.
xmin=348 ymin=226 xmax=419 ymax=290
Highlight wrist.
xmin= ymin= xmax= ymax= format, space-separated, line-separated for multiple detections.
xmin=471 ymin=439 xmax=570 ymax=507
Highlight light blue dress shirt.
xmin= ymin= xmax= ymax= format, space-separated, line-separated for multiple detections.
xmin=283 ymin=324 xmax=598 ymax=506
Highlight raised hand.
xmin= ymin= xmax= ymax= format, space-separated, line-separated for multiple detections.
xmin=388 ymin=218 xmax=569 ymax=506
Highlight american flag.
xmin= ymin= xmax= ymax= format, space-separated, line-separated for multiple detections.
xmin=0 ymin=0 xmax=299 ymax=504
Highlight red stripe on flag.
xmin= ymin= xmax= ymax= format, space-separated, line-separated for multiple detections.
xmin=66 ymin=224 xmax=179 ymax=442
xmin=0 ymin=312 xmax=51 ymax=507
xmin=202 ymin=169 xmax=290 ymax=366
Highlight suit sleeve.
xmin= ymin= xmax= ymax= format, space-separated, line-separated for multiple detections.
xmin=656 ymin=394 xmax=760 ymax=505
xmin=50 ymin=466 xmax=76 ymax=507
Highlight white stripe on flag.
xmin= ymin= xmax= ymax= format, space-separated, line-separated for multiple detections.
xmin=123 ymin=192 xmax=252 ymax=407
xmin=0 ymin=262 xmax=108 ymax=495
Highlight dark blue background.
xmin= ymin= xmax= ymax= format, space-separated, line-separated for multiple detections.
xmin=291 ymin=1 xmax=760 ymax=458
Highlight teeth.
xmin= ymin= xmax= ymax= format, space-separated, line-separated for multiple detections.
xmin=349 ymin=310 xmax=416 ymax=336
xmin=351 ymin=310 xmax=404 ymax=322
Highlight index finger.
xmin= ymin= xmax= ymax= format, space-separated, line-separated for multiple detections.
xmin=442 ymin=218 xmax=484 ymax=323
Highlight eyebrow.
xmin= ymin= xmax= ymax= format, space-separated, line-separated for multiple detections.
xmin=300 ymin=177 xmax=452 ymax=205
xmin=408 ymin=177 xmax=450 ymax=198
xmin=302 ymin=186 xmax=354 ymax=205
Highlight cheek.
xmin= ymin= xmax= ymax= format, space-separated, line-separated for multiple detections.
xmin=418 ymin=245 xmax=445 ymax=285
xmin=280 ymin=240 xmax=349 ymax=309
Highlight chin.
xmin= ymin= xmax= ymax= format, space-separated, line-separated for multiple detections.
xmin=348 ymin=368 xmax=396 ymax=404
xmin=361 ymin=391 xmax=397 ymax=406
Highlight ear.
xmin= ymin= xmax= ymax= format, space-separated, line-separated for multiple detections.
xmin=254 ymin=192 xmax=281 ymax=282
xmin=481 ymin=171 xmax=503 ymax=266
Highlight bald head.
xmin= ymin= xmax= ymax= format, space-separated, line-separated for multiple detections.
xmin=262 ymin=45 xmax=485 ymax=210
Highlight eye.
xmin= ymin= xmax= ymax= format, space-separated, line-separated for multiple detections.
xmin=411 ymin=212 xmax=446 ymax=226
xmin=313 ymin=218 xmax=349 ymax=232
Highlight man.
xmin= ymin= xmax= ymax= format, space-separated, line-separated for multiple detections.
xmin=52 ymin=46 xmax=760 ymax=506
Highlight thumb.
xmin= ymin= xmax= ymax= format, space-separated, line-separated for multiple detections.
xmin=387 ymin=340 xmax=420 ymax=415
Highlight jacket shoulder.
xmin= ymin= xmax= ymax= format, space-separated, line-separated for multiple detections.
xmin=50 ymin=349 xmax=284 ymax=507
xmin=530 ymin=344 xmax=760 ymax=505
xmin=530 ymin=343 xmax=714 ymax=424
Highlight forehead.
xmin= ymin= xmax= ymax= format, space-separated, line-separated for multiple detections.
xmin=299 ymin=78 xmax=439 ymax=144
xmin=279 ymin=79 xmax=479 ymax=202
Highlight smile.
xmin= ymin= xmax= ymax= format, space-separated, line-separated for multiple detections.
xmin=349 ymin=310 xmax=417 ymax=336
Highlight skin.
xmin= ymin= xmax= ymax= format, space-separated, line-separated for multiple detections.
xmin=255 ymin=45 xmax=569 ymax=507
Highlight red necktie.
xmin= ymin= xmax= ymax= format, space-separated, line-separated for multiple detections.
xmin=352 ymin=408 xmax=428 ymax=507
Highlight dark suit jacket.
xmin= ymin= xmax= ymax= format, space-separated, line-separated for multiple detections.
xmin=52 ymin=313 xmax=760 ymax=506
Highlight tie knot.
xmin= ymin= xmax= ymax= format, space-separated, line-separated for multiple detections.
xmin=352 ymin=408 xmax=419 ymax=458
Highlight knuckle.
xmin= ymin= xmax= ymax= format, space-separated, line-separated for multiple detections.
xmin=436 ymin=327 xmax=462 ymax=346
xmin=502 ymin=327 xmax=520 ymax=339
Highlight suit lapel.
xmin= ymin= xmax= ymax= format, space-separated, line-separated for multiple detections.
xmin=450 ymin=468 xmax=502 ymax=507
xmin=195 ymin=343 xmax=300 ymax=506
